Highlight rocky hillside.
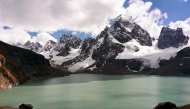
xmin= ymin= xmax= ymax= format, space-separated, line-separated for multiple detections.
xmin=0 ymin=40 xmax=69 ymax=91
xmin=152 ymin=47 xmax=190 ymax=75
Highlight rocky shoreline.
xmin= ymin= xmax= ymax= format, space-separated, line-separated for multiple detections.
xmin=0 ymin=102 xmax=190 ymax=109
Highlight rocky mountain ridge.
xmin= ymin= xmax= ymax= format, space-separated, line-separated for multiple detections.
xmin=111 ymin=14 xmax=152 ymax=46
xmin=158 ymin=27 xmax=189 ymax=49
xmin=15 ymin=14 xmax=190 ymax=76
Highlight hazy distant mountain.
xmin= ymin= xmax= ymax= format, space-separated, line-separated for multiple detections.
xmin=39 ymin=40 xmax=57 ymax=53
xmin=22 ymin=41 xmax=43 ymax=52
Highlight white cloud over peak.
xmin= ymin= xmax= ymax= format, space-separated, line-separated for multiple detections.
xmin=0 ymin=0 xmax=169 ymax=45
xmin=125 ymin=0 xmax=168 ymax=39
xmin=0 ymin=27 xmax=31 ymax=45
xmin=31 ymin=32 xmax=57 ymax=46
xmin=0 ymin=0 xmax=127 ymax=45
xmin=0 ymin=25 xmax=56 ymax=46
xmin=0 ymin=0 xmax=126 ymax=35
xmin=169 ymin=18 xmax=190 ymax=37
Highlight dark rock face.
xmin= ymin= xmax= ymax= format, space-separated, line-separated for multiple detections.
xmin=54 ymin=35 xmax=82 ymax=56
xmin=59 ymin=35 xmax=82 ymax=49
xmin=157 ymin=27 xmax=189 ymax=49
xmin=19 ymin=104 xmax=33 ymax=109
xmin=54 ymin=43 xmax=70 ymax=56
xmin=176 ymin=47 xmax=190 ymax=59
xmin=131 ymin=25 xmax=152 ymax=46
xmin=154 ymin=102 xmax=177 ymax=109
xmin=126 ymin=59 xmax=142 ymax=71
xmin=176 ymin=48 xmax=190 ymax=75
xmin=151 ymin=47 xmax=190 ymax=76
xmin=90 ymin=27 xmax=125 ymax=69
xmin=97 ymin=26 xmax=109 ymax=39
xmin=0 ymin=41 xmax=68 ymax=90
xmin=61 ymin=37 xmax=97 ymax=68
xmin=81 ymin=37 xmax=96 ymax=54
xmin=159 ymin=59 xmax=169 ymax=66
xmin=109 ymin=15 xmax=152 ymax=46
xmin=92 ymin=36 xmax=125 ymax=61
xmin=23 ymin=41 xmax=43 ymax=52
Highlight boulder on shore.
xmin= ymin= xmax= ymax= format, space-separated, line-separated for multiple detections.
xmin=19 ymin=104 xmax=33 ymax=109
xmin=154 ymin=102 xmax=177 ymax=109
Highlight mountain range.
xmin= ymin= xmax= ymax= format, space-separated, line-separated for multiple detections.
xmin=18 ymin=14 xmax=190 ymax=75
xmin=1 ymin=14 xmax=190 ymax=90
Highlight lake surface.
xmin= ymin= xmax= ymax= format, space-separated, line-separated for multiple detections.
xmin=0 ymin=74 xmax=190 ymax=109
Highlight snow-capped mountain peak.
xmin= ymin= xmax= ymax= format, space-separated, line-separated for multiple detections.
xmin=23 ymin=40 xmax=43 ymax=52
xmin=115 ymin=14 xmax=134 ymax=23
xmin=39 ymin=40 xmax=57 ymax=53
xmin=47 ymin=40 xmax=56 ymax=45
xmin=107 ymin=14 xmax=152 ymax=46
xmin=114 ymin=14 xmax=135 ymax=33
xmin=12 ymin=14 xmax=190 ymax=75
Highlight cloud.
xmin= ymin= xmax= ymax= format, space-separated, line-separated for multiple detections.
xmin=125 ymin=0 xmax=168 ymax=39
xmin=0 ymin=26 xmax=31 ymax=45
xmin=31 ymin=32 xmax=57 ymax=46
xmin=179 ymin=0 xmax=188 ymax=2
xmin=169 ymin=17 xmax=190 ymax=37
xmin=72 ymin=31 xmax=77 ymax=35
xmin=0 ymin=0 xmax=126 ymax=36
xmin=0 ymin=0 xmax=169 ymax=45
xmin=0 ymin=25 xmax=56 ymax=46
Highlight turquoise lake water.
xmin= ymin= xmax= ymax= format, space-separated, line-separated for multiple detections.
xmin=0 ymin=74 xmax=190 ymax=109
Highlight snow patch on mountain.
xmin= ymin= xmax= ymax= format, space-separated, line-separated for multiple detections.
xmin=39 ymin=40 xmax=56 ymax=53
xmin=44 ymin=48 xmax=81 ymax=66
xmin=68 ymin=54 xmax=95 ymax=72
xmin=116 ymin=14 xmax=134 ymax=23
xmin=116 ymin=39 xmax=185 ymax=68
xmin=67 ymin=37 xmax=104 ymax=72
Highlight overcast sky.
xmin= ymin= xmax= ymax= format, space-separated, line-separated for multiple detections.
xmin=0 ymin=0 xmax=190 ymax=46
